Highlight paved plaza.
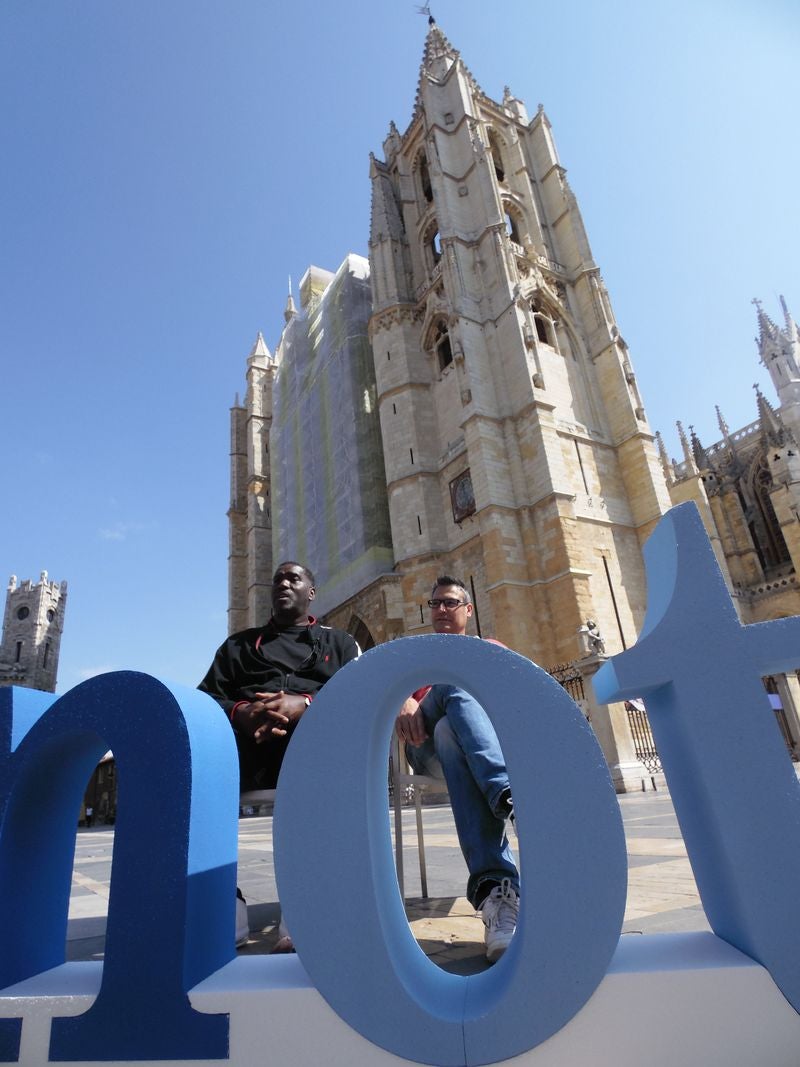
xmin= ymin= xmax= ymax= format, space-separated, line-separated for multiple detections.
xmin=66 ymin=786 xmax=709 ymax=975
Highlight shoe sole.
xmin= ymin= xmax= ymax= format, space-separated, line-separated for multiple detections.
xmin=485 ymin=936 xmax=513 ymax=963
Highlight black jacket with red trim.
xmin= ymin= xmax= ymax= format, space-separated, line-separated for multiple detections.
xmin=198 ymin=617 xmax=359 ymax=719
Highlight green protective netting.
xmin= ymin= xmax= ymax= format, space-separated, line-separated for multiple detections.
xmin=271 ymin=256 xmax=394 ymax=617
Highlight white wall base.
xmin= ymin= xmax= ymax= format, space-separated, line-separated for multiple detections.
xmin=1 ymin=933 xmax=798 ymax=1066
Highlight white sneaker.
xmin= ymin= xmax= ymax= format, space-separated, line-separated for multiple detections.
xmin=479 ymin=878 xmax=519 ymax=963
xmin=271 ymin=915 xmax=295 ymax=954
xmin=235 ymin=892 xmax=249 ymax=947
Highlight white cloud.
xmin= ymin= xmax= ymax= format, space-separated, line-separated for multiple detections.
xmin=98 ymin=523 xmax=127 ymax=541
xmin=97 ymin=519 xmax=156 ymax=542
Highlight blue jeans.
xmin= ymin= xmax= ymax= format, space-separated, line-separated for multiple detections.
xmin=405 ymin=684 xmax=519 ymax=908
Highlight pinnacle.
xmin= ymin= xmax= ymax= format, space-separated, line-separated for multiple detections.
xmin=689 ymin=425 xmax=709 ymax=469
xmin=754 ymin=296 xmax=780 ymax=341
xmin=284 ymin=282 xmax=297 ymax=323
xmin=248 ymin=331 xmax=271 ymax=360
xmin=715 ymin=405 xmax=730 ymax=439
xmin=412 ymin=19 xmax=485 ymax=123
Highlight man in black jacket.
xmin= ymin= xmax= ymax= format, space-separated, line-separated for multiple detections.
xmin=199 ymin=561 xmax=360 ymax=950
xmin=200 ymin=561 xmax=360 ymax=792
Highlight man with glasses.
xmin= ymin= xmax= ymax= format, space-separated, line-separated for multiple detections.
xmin=395 ymin=576 xmax=519 ymax=962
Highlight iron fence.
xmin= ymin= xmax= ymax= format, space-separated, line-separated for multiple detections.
xmin=625 ymin=699 xmax=662 ymax=774
xmin=547 ymin=662 xmax=585 ymax=705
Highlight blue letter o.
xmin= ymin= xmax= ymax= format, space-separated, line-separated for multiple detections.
xmin=275 ymin=635 xmax=626 ymax=1065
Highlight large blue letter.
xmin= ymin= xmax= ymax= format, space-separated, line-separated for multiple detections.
xmin=274 ymin=636 xmax=627 ymax=1065
xmin=0 ymin=672 xmax=240 ymax=1061
xmin=595 ymin=503 xmax=800 ymax=1014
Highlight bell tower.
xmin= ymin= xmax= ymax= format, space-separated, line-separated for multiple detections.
xmin=0 ymin=572 xmax=67 ymax=692
xmin=228 ymin=332 xmax=275 ymax=633
xmin=369 ymin=23 xmax=671 ymax=667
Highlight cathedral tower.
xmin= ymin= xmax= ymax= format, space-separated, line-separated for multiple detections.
xmin=368 ymin=24 xmax=670 ymax=666
xmin=0 ymin=572 xmax=67 ymax=693
xmin=757 ymin=296 xmax=800 ymax=440
xmin=229 ymin=23 xmax=676 ymax=787
xmin=228 ymin=332 xmax=275 ymax=633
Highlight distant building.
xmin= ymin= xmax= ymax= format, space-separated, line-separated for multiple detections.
xmin=659 ymin=297 xmax=800 ymax=756
xmin=0 ymin=572 xmax=67 ymax=693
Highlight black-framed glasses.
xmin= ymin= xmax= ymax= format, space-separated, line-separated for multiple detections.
xmin=428 ymin=598 xmax=467 ymax=610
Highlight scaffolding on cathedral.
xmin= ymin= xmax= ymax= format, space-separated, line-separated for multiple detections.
xmin=271 ymin=255 xmax=394 ymax=616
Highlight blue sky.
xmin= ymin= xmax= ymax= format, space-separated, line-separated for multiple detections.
xmin=1 ymin=0 xmax=798 ymax=692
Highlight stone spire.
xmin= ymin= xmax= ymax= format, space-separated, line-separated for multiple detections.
xmin=420 ymin=21 xmax=460 ymax=82
xmin=781 ymin=294 xmax=799 ymax=339
xmin=716 ymin=405 xmax=731 ymax=441
xmin=676 ymin=420 xmax=698 ymax=473
xmin=283 ymin=279 xmax=297 ymax=323
xmin=689 ymin=425 xmax=709 ymax=470
xmin=411 ymin=21 xmax=484 ymax=122
xmin=502 ymin=83 xmax=529 ymax=123
xmin=248 ymin=331 xmax=272 ymax=365
xmin=755 ymin=384 xmax=789 ymax=448
xmin=655 ymin=430 xmax=675 ymax=484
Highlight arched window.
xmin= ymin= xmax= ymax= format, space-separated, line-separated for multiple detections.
xmin=430 ymin=319 xmax=453 ymax=372
xmin=535 ymin=315 xmax=549 ymax=344
xmin=424 ymin=222 xmax=442 ymax=269
xmin=418 ymin=152 xmax=433 ymax=203
xmin=749 ymin=457 xmax=791 ymax=571
xmin=530 ymin=300 xmax=556 ymax=347
xmin=348 ymin=616 xmax=376 ymax=652
xmin=504 ymin=206 xmax=522 ymax=245
xmin=488 ymin=129 xmax=506 ymax=183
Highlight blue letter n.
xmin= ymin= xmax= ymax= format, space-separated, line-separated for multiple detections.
xmin=0 ymin=672 xmax=240 ymax=1061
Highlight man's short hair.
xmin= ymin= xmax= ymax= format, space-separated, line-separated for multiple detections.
xmin=274 ymin=561 xmax=316 ymax=586
xmin=431 ymin=575 xmax=471 ymax=602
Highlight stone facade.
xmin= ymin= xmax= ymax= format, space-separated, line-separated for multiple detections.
xmin=229 ymin=24 xmax=679 ymax=789
xmin=365 ymin=27 xmax=670 ymax=665
xmin=0 ymin=572 xmax=67 ymax=693
xmin=658 ymin=297 xmax=800 ymax=757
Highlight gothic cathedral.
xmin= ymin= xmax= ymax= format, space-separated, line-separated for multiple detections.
xmin=229 ymin=24 xmax=751 ymax=789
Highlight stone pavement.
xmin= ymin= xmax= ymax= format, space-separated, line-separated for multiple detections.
xmin=66 ymin=786 xmax=708 ymax=976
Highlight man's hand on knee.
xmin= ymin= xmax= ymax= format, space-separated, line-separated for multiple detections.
xmin=395 ymin=697 xmax=428 ymax=747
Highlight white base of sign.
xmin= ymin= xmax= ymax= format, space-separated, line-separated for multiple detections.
xmin=1 ymin=933 xmax=798 ymax=1066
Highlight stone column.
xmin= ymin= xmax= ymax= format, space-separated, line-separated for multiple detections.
xmin=576 ymin=653 xmax=663 ymax=794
